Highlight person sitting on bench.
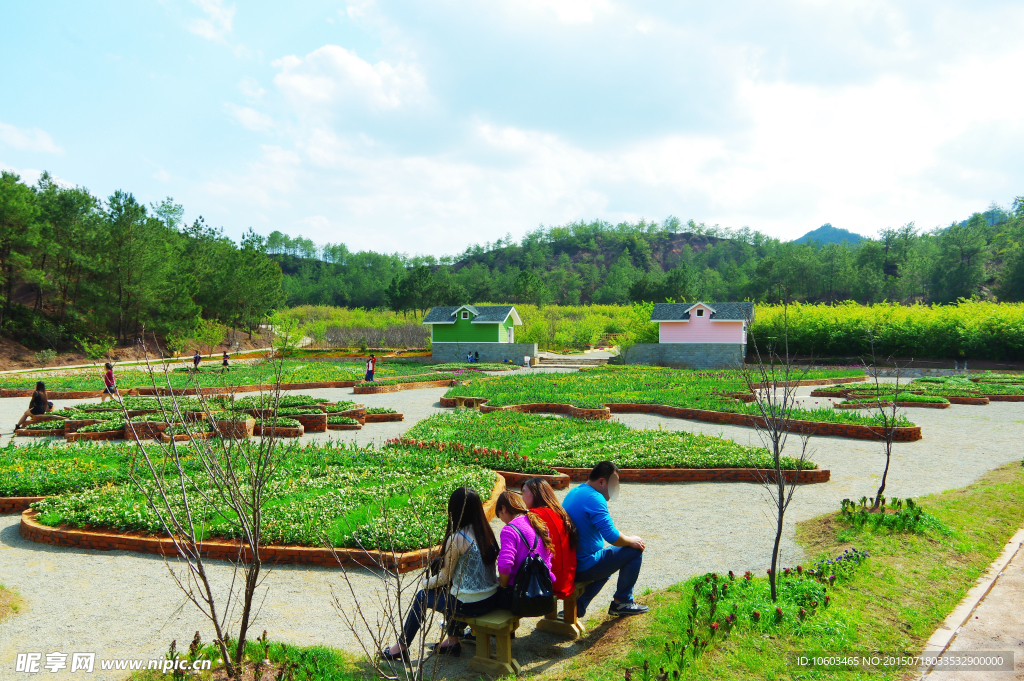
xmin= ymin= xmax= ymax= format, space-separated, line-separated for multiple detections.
xmin=494 ymin=491 xmax=555 ymax=608
xmin=522 ymin=477 xmax=578 ymax=600
xmin=381 ymin=487 xmax=499 ymax=662
xmin=562 ymin=461 xmax=649 ymax=618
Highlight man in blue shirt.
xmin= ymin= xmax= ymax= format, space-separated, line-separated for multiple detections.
xmin=562 ymin=460 xmax=649 ymax=617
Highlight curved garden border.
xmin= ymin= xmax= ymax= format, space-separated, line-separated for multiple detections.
xmin=552 ymin=467 xmax=828 ymax=484
xmin=354 ymin=379 xmax=460 ymax=395
xmin=365 ymin=412 xmax=404 ymax=423
xmin=834 ymin=401 xmax=950 ymax=410
xmin=439 ymin=398 xmax=923 ymax=441
xmin=1 ymin=497 xmax=44 ymax=514
xmin=17 ymin=473 xmax=506 ymax=573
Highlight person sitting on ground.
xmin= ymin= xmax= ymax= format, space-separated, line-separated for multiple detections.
xmin=16 ymin=381 xmax=53 ymax=430
xmin=382 ymin=487 xmax=499 ymax=662
xmin=494 ymin=490 xmax=555 ymax=609
xmin=192 ymin=350 xmax=201 ymax=369
xmin=562 ymin=460 xmax=649 ymax=618
xmin=99 ymin=362 xmax=118 ymax=403
xmin=522 ymin=477 xmax=578 ymax=600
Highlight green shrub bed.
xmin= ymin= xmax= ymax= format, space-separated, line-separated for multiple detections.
xmin=443 ymin=366 xmax=909 ymax=426
xmin=20 ymin=420 xmax=66 ymax=430
xmin=257 ymin=417 xmax=302 ymax=428
xmin=365 ymin=407 xmax=398 ymax=414
xmin=77 ymin=420 xmax=125 ymax=433
xmin=327 ymin=416 xmax=360 ymax=425
xmin=29 ymin=443 xmax=497 ymax=551
xmin=429 ymin=362 xmax=519 ymax=371
xmin=0 ymin=442 xmax=134 ymax=496
xmin=403 ymin=411 xmax=817 ymax=471
xmin=363 ymin=370 xmax=479 ymax=387
xmin=0 ymin=359 xmax=429 ymax=393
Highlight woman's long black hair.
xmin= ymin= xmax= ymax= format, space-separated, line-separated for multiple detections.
xmin=33 ymin=381 xmax=46 ymax=400
xmin=443 ymin=487 xmax=498 ymax=567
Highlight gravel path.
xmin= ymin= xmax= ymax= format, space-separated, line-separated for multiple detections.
xmin=1 ymin=381 xmax=1022 ymax=679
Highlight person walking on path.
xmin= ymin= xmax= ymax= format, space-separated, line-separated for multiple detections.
xmin=16 ymin=381 xmax=53 ymax=430
xmin=193 ymin=350 xmax=201 ymax=369
xmin=562 ymin=460 xmax=649 ymax=618
xmin=364 ymin=354 xmax=376 ymax=382
xmin=221 ymin=351 xmax=230 ymax=371
xmin=99 ymin=363 xmax=119 ymax=403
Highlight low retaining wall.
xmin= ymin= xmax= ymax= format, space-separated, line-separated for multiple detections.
xmin=431 ymin=342 xmax=537 ymax=364
xmin=946 ymin=395 xmax=990 ymax=405
xmin=495 ymin=470 xmax=570 ymax=490
xmin=17 ymin=474 xmax=505 ymax=573
xmin=0 ymin=497 xmax=44 ymax=514
xmin=365 ymin=413 xmax=404 ymax=423
xmin=441 ymin=396 xmax=922 ymax=441
xmin=252 ymin=424 xmax=304 ymax=438
xmin=327 ymin=423 xmax=362 ymax=431
xmin=355 ymin=379 xmax=459 ymax=395
xmin=623 ymin=343 xmax=746 ymax=369
xmin=65 ymin=430 xmax=125 ymax=442
xmin=835 ymin=401 xmax=950 ymax=409
xmin=553 ymin=467 xmax=830 ymax=484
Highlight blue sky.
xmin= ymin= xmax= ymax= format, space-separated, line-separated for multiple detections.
xmin=2 ymin=0 xmax=1023 ymax=256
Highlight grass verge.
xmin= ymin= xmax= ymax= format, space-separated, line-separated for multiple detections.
xmin=545 ymin=462 xmax=1024 ymax=681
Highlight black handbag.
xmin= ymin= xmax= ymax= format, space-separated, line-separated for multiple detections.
xmin=507 ymin=524 xmax=556 ymax=617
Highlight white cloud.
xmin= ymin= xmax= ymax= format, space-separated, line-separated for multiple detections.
xmin=225 ymin=103 xmax=274 ymax=132
xmin=272 ymin=45 xmax=426 ymax=113
xmin=514 ymin=0 xmax=613 ymax=24
xmin=153 ymin=169 xmax=171 ymax=182
xmin=0 ymin=121 xmax=62 ymax=154
xmin=238 ymin=76 xmax=266 ymax=101
xmin=186 ymin=0 xmax=235 ymax=42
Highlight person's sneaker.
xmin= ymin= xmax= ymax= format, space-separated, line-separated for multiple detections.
xmin=608 ymin=601 xmax=649 ymax=616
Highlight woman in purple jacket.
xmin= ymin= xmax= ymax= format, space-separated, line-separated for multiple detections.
xmin=494 ymin=491 xmax=555 ymax=608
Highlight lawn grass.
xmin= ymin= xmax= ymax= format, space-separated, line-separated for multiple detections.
xmin=127 ymin=637 xmax=363 ymax=681
xmin=546 ymin=463 xmax=1024 ymax=681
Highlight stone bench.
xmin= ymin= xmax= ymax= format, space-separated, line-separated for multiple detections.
xmin=461 ymin=581 xmax=590 ymax=676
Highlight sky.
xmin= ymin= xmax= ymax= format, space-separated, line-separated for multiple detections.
xmin=2 ymin=0 xmax=1023 ymax=256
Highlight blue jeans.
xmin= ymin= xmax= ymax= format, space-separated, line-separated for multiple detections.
xmin=401 ymin=589 xmax=498 ymax=645
xmin=573 ymin=546 xmax=643 ymax=616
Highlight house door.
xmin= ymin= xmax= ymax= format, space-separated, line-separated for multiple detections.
xmin=508 ymin=326 xmax=514 ymax=343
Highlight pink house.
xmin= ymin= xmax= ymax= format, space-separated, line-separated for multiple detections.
xmin=651 ymin=302 xmax=753 ymax=345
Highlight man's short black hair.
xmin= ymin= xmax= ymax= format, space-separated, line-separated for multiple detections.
xmin=588 ymin=460 xmax=620 ymax=482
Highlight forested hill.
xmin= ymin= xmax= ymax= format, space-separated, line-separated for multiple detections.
xmin=272 ymin=202 xmax=1024 ymax=312
xmin=793 ymin=223 xmax=865 ymax=245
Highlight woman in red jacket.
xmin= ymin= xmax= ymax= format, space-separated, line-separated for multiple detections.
xmin=521 ymin=477 xmax=578 ymax=600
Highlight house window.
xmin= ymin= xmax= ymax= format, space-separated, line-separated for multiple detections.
xmin=461 ymin=311 xmax=469 ymax=319
xmin=696 ymin=309 xmax=704 ymax=317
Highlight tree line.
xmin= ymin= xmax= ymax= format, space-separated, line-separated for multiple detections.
xmin=271 ymin=198 xmax=1024 ymax=314
xmin=0 ymin=171 xmax=283 ymax=353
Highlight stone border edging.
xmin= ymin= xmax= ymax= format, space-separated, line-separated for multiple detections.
xmin=987 ymin=394 xmax=1024 ymax=402
xmin=65 ymin=430 xmax=125 ymax=442
xmin=552 ymin=467 xmax=829 ymax=484
xmin=945 ymin=395 xmax=990 ymax=405
xmin=1 ymin=497 xmax=44 ymax=514
xmin=835 ymin=401 xmax=951 ymax=409
xmin=327 ymin=423 xmax=362 ymax=431
xmin=439 ymin=397 xmax=923 ymax=441
xmin=17 ymin=473 xmax=506 ymax=573
xmin=494 ymin=470 xmax=570 ymax=490
xmin=354 ymin=379 xmax=459 ymax=394
xmin=364 ymin=413 xmax=404 ymax=423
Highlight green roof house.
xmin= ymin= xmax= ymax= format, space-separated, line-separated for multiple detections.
xmin=423 ymin=305 xmax=534 ymax=364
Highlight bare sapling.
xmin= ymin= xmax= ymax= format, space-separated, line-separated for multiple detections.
xmin=861 ymin=340 xmax=909 ymax=512
xmin=741 ymin=302 xmax=815 ymax=602
xmin=118 ymin=333 xmax=287 ymax=679
xmin=326 ymin=453 xmax=486 ymax=681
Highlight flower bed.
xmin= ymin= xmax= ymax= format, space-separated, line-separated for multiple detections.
xmin=25 ymin=444 xmax=502 ymax=557
xmin=327 ymin=416 xmax=361 ymax=431
xmin=66 ymin=427 xmax=125 ymax=442
xmin=253 ymin=419 xmax=304 ymax=437
xmin=354 ymin=376 xmax=464 ymax=394
xmin=364 ymin=408 xmax=403 ymax=423
xmin=0 ymin=442 xmax=133 ymax=500
xmin=442 ymin=366 xmax=902 ymax=429
xmin=16 ymin=420 xmax=67 ymax=436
